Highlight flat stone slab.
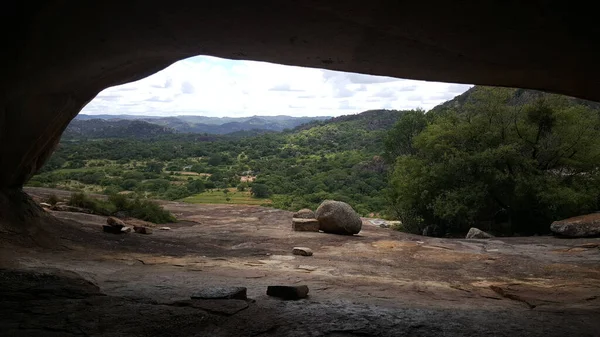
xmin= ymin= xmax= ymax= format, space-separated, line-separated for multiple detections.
xmin=292 ymin=247 xmax=313 ymax=256
xmin=191 ymin=287 xmax=247 ymax=300
xmin=292 ymin=218 xmax=320 ymax=232
xmin=266 ymin=285 xmax=309 ymax=300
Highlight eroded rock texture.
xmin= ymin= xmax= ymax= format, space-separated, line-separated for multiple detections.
xmin=1 ymin=1 xmax=600 ymax=218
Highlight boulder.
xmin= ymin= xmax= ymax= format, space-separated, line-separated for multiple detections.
xmin=133 ymin=226 xmax=153 ymax=234
xmin=466 ymin=227 xmax=494 ymax=239
xmin=292 ymin=218 xmax=320 ymax=232
xmin=292 ymin=247 xmax=313 ymax=256
xmin=293 ymin=208 xmax=316 ymax=219
xmin=191 ymin=287 xmax=247 ymax=300
xmin=550 ymin=213 xmax=600 ymax=238
xmin=106 ymin=216 xmax=125 ymax=228
xmin=266 ymin=285 xmax=309 ymax=300
xmin=315 ymin=200 xmax=362 ymax=235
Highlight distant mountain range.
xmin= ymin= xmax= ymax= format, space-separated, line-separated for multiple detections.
xmin=66 ymin=114 xmax=331 ymax=138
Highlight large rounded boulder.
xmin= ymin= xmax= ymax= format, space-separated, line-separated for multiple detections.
xmin=315 ymin=200 xmax=362 ymax=235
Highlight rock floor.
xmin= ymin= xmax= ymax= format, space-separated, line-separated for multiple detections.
xmin=0 ymin=187 xmax=598 ymax=336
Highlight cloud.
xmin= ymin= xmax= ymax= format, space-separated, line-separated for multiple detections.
xmin=333 ymin=86 xmax=354 ymax=98
xmin=151 ymin=78 xmax=173 ymax=89
xmin=81 ymin=55 xmax=472 ymax=117
xmin=181 ymin=81 xmax=195 ymax=94
xmin=346 ymin=73 xmax=398 ymax=84
xmin=374 ymin=88 xmax=398 ymax=98
xmin=146 ymin=96 xmax=173 ymax=103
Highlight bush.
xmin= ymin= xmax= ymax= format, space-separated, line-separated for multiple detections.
xmin=107 ymin=193 xmax=176 ymax=223
xmin=46 ymin=194 xmax=60 ymax=205
xmin=66 ymin=192 xmax=176 ymax=224
xmin=68 ymin=192 xmax=115 ymax=215
xmin=251 ymin=183 xmax=270 ymax=198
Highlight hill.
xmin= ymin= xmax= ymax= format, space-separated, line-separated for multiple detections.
xmin=72 ymin=114 xmax=331 ymax=135
xmin=63 ymin=119 xmax=175 ymax=139
xmin=431 ymin=86 xmax=600 ymax=115
xmin=33 ymin=109 xmax=410 ymax=215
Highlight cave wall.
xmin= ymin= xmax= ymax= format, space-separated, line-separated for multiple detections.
xmin=1 ymin=0 xmax=600 ymax=188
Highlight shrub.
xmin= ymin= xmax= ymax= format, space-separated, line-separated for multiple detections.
xmin=68 ymin=192 xmax=176 ymax=224
xmin=46 ymin=194 xmax=60 ymax=205
xmin=108 ymin=193 xmax=176 ymax=224
xmin=68 ymin=192 xmax=115 ymax=215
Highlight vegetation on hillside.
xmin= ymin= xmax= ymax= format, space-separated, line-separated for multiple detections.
xmin=385 ymin=87 xmax=600 ymax=235
xmin=30 ymin=110 xmax=406 ymax=216
xmin=32 ymin=87 xmax=600 ymax=236
xmin=67 ymin=192 xmax=176 ymax=224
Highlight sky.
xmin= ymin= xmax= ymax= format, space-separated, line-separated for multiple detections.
xmin=81 ymin=55 xmax=473 ymax=117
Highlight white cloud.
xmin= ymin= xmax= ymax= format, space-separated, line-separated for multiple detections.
xmin=81 ymin=56 xmax=473 ymax=117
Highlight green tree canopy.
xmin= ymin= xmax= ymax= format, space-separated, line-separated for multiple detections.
xmin=387 ymin=87 xmax=600 ymax=235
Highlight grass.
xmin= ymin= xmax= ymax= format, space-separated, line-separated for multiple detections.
xmin=182 ymin=188 xmax=271 ymax=205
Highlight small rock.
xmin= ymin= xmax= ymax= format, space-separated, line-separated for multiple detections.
xmin=466 ymin=227 xmax=494 ymax=239
xmin=551 ymin=213 xmax=600 ymax=238
xmin=191 ymin=287 xmax=247 ymax=300
xmin=133 ymin=226 xmax=152 ymax=234
xmin=39 ymin=202 xmax=51 ymax=208
xmin=292 ymin=247 xmax=313 ymax=256
xmin=292 ymin=218 xmax=320 ymax=232
xmin=266 ymin=285 xmax=309 ymax=300
xmin=107 ymin=216 xmax=125 ymax=228
xmin=293 ymin=208 xmax=316 ymax=219
xmin=121 ymin=226 xmax=132 ymax=233
xmin=159 ymin=226 xmax=171 ymax=230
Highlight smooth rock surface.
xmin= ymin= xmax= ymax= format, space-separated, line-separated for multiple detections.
xmin=266 ymin=285 xmax=309 ymax=300
xmin=292 ymin=218 xmax=320 ymax=232
xmin=466 ymin=227 xmax=494 ymax=239
xmin=191 ymin=287 xmax=247 ymax=300
xmin=551 ymin=213 xmax=600 ymax=237
xmin=315 ymin=200 xmax=362 ymax=235
xmin=172 ymin=299 xmax=249 ymax=316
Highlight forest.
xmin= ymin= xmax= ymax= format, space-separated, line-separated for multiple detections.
xmin=30 ymin=86 xmax=600 ymax=236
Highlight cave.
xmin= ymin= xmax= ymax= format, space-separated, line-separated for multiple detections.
xmin=1 ymin=1 xmax=600 ymax=336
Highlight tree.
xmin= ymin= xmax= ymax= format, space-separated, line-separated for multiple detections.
xmin=383 ymin=109 xmax=427 ymax=161
xmin=251 ymin=183 xmax=270 ymax=198
xmin=145 ymin=161 xmax=164 ymax=174
xmin=186 ymin=179 xmax=206 ymax=194
xmin=387 ymin=87 xmax=600 ymax=235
